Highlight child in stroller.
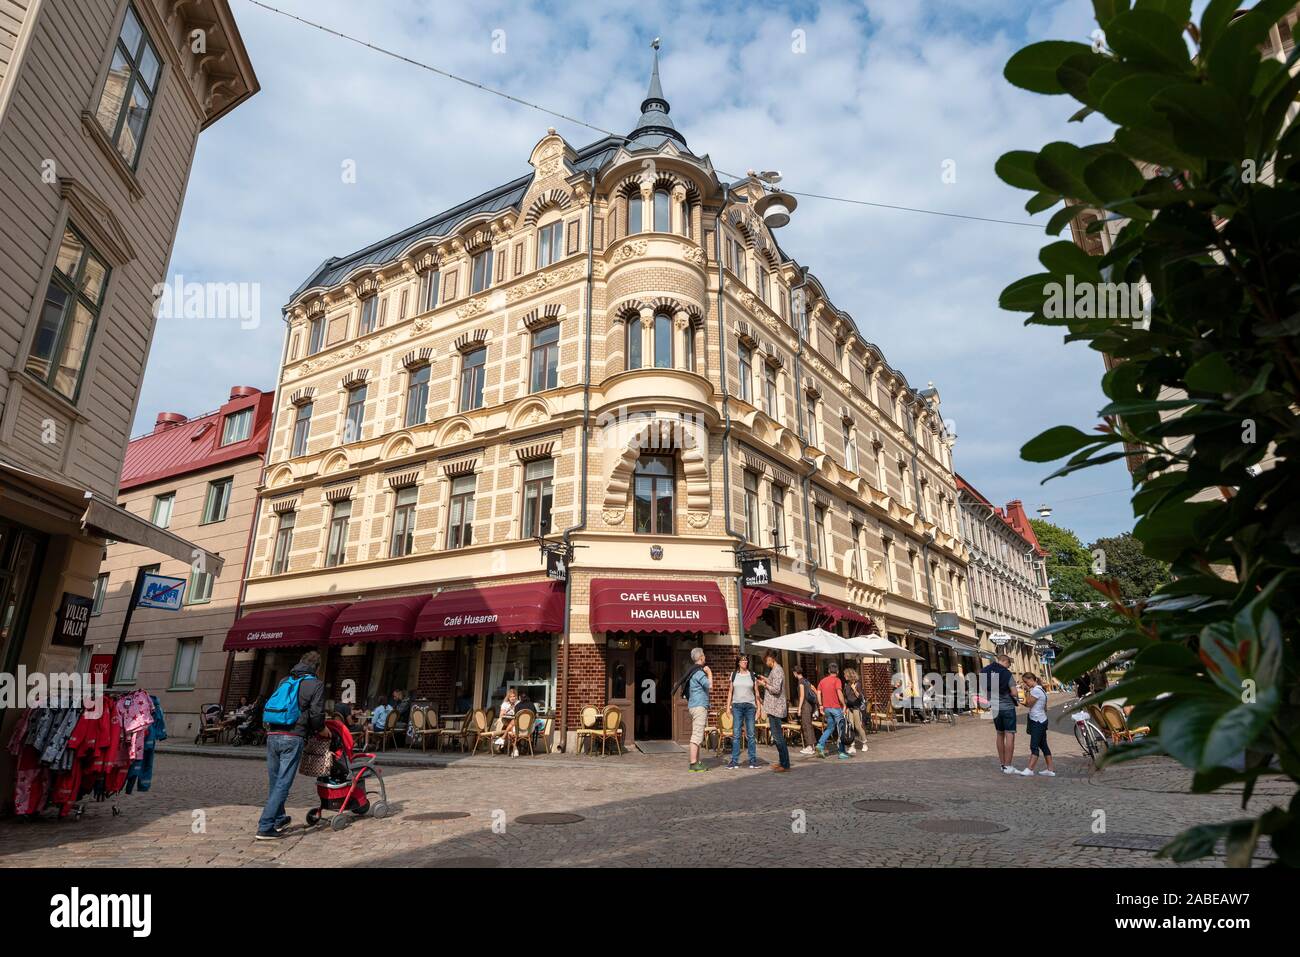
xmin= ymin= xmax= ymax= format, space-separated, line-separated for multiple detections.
xmin=230 ymin=700 xmax=265 ymax=747
xmin=306 ymin=718 xmax=390 ymax=831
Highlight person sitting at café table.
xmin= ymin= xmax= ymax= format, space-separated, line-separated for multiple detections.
xmin=370 ymin=698 xmax=394 ymax=731
xmin=493 ymin=689 xmax=518 ymax=751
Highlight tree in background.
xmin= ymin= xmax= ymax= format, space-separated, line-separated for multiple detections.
xmin=999 ymin=0 xmax=1298 ymax=866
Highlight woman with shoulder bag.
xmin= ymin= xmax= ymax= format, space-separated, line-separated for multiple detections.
xmin=842 ymin=667 xmax=869 ymax=755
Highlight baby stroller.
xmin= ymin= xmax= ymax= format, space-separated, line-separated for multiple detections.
xmin=230 ymin=706 xmax=265 ymax=747
xmin=306 ymin=718 xmax=390 ymax=831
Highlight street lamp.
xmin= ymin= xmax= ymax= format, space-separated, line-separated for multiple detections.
xmin=751 ymin=170 xmax=798 ymax=229
xmin=1036 ymin=503 xmax=1052 ymax=519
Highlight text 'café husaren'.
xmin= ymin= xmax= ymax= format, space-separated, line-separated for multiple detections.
xmin=221 ymin=45 xmax=975 ymax=751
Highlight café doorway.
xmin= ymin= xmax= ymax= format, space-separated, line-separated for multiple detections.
xmin=631 ymin=634 xmax=694 ymax=744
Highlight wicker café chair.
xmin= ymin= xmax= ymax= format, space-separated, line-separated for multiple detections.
xmin=195 ymin=703 xmax=225 ymax=745
xmin=410 ymin=707 xmax=440 ymax=751
xmin=575 ymin=705 xmax=601 ymax=755
xmin=1101 ymin=703 xmax=1151 ymax=742
xmin=535 ymin=715 xmax=555 ymax=753
xmin=597 ymin=706 xmax=625 ymax=755
xmin=443 ymin=711 xmax=473 ymax=752
xmin=511 ymin=709 xmax=537 ymax=756
xmin=713 ymin=709 xmax=733 ymax=756
xmin=469 ymin=708 xmax=495 ymax=755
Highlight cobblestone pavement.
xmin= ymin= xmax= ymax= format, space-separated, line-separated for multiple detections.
xmin=1 ymin=697 xmax=1290 ymax=867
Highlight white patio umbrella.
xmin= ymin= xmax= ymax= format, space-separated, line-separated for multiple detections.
xmin=751 ymin=628 xmax=860 ymax=655
xmin=844 ymin=635 xmax=923 ymax=661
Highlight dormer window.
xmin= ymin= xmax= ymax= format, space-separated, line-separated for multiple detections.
xmin=471 ymin=249 xmax=494 ymax=294
xmin=221 ymin=408 xmax=253 ymax=445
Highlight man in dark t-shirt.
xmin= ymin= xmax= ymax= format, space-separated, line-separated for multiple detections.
xmin=981 ymin=655 xmax=1021 ymax=774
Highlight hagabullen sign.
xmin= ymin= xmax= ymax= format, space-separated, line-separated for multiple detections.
xmin=588 ymin=578 xmax=729 ymax=635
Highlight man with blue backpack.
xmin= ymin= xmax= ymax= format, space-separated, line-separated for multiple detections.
xmin=256 ymin=650 xmax=325 ymax=840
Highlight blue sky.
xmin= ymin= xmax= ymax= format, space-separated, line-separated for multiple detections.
xmin=144 ymin=0 xmax=1146 ymax=544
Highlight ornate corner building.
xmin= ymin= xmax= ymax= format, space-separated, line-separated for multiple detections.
xmin=231 ymin=48 xmax=975 ymax=749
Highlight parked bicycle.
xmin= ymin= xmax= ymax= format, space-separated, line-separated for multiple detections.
xmin=1072 ymin=709 xmax=1108 ymax=768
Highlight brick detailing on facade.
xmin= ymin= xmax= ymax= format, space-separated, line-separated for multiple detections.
xmin=416 ymin=650 xmax=456 ymax=712
xmin=563 ymin=642 xmax=607 ymax=734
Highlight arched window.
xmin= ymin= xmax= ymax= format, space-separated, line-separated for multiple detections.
xmin=653 ymin=313 xmax=672 ymax=368
xmin=626 ymin=316 xmax=643 ymax=369
xmin=628 ymin=194 xmax=643 ymax=234
xmin=653 ymin=189 xmax=671 ymax=232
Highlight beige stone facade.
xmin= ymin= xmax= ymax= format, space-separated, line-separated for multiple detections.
xmin=0 ymin=0 xmax=256 ymax=809
xmin=237 ymin=51 xmax=973 ymax=748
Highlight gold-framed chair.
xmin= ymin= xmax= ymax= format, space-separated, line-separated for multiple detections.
xmin=409 ymin=707 xmax=440 ymax=751
xmin=468 ymin=708 xmax=496 ymax=755
xmin=534 ymin=715 xmax=555 ymax=753
xmin=713 ymin=708 xmax=734 ymax=756
xmin=362 ymin=709 xmax=400 ymax=753
xmin=442 ymin=711 xmax=472 ymax=752
xmin=1101 ymin=703 xmax=1150 ymax=742
xmin=596 ymin=706 xmax=624 ymax=755
xmin=575 ymin=705 xmax=600 ymax=755
xmin=511 ymin=709 xmax=537 ymax=756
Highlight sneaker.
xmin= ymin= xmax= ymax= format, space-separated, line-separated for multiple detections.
xmin=1016 ymin=768 xmax=1034 ymax=776
xmin=725 ymin=763 xmax=739 ymax=770
xmin=688 ymin=762 xmax=710 ymax=772
xmin=494 ymin=737 xmax=505 ymax=747
xmin=771 ymin=765 xmax=790 ymax=773
xmin=1001 ymin=765 xmax=1016 ymax=774
xmin=799 ymin=746 xmax=815 ymax=755
xmin=1037 ymin=770 xmax=1056 ymax=777
xmin=511 ymin=748 xmax=519 ymax=758
xmin=838 ymin=752 xmax=851 ymax=760
xmin=816 ymin=747 xmax=826 ymax=758
xmin=748 ymin=763 xmax=760 ymax=769
xmin=848 ymin=745 xmax=857 ymax=755
xmin=273 ymin=816 xmax=291 ymax=833
xmin=254 ymin=831 xmax=285 ymax=841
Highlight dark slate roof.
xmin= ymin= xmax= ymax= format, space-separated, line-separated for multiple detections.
xmin=627 ymin=41 xmax=688 ymax=150
xmin=287 ymin=135 xmax=624 ymax=303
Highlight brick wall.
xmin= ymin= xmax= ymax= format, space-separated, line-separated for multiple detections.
xmin=326 ymin=649 xmax=367 ymax=706
xmin=562 ymin=642 xmax=607 ymax=732
xmin=416 ymin=650 xmax=455 ymax=711
xmin=225 ymin=659 xmax=253 ymax=709
xmin=862 ymin=661 xmax=894 ymax=710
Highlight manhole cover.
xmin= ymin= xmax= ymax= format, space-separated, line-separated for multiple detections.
xmin=913 ymin=819 xmax=1008 ymax=834
xmin=516 ymin=812 xmax=584 ymax=825
xmin=853 ymin=799 xmax=930 ymax=813
xmin=405 ymin=811 xmax=471 ymax=821
xmin=427 ymin=856 xmax=500 ymax=868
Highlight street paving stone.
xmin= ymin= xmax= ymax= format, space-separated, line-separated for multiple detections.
xmin=1 ymin=697 xmax=1291 ymax=867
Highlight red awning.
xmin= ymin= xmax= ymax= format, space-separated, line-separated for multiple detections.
xmin=589 ymin=578 xmax=729 ymax=635
xmin=414 ymin=581 xmax=564 ymax=639
xmin=819 ymin=601 xmax=877 ymax=635
xmin=224 ymin=603 xmax=350 ymax=651
xmin=741 ymin=585 xmax=823 ymax=629
xmin=329 ymin=594 xmax=431 ymax=645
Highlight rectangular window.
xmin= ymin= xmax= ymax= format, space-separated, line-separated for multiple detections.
xmin=390 ymin=486 xmax=418 ymax=557
xmin=684 ymin=324 xmax=697 ymax=372
xmin=343 ymin=385 xmax=367 ymax=443
xmin=271 ymin=511 xmax=295 ymax=574
xmin=460 ymin=348 xmax=486 ymax=411
xmin=447 ymin=476 xmax=476 ymax=548
xmin=744 ymin=471 xmax=760 ymax=543
xmin=307 ymin=317 xmax=325 ymax=355
xmin=221 ymin=408 xmax=253 ymax=445
xmin=759 ymin=267 xmax=769 ymax=305
xmin=93 ymin=4 xmax=160 ymax=168
xmin=530 ymin=325 xmax=559 ymax=393
xmin=25 ymin=227 xmax=109 ymax=401
xmin=418 ymin=270 xmax=440 ymax=313
xmin=815 ymin=506 xmax=828 ymax=566
xmin=805 ymin=400 xmax=818 ymax=446
xmin=170 ymin=638 xmax=202 ymax=690
xmin=522 ymin=459 xmax=554 ymax=538
xmin=325 ymin=500 xmax=351 ymax=567
xmin=471 ymin=249 xmax=494 ymax=294
xmin=358 ymin=296 xmax=378 ymax=336
xmin=291 ymin=402 xmax=312 ymax=457
xmin=844 ymin=423 xmax=858 ymax=472
xmin=114 ymin=641 xmax=143 ymax=684
xmin=405 ymin=365 xmax=430 ymax=426
xmin=769 ymin=484 xmax=786 ymax=548
xmin=91 ymin=573 xmax=109 ymax=615
xmin=536 ymin=221 xmax=563 ymax=268
xmin=187 ymin=566 xmax=213 ymax=604
xmin=850 ymin=522 xmax=863 ymax=579
xmin=201 ymin=478 xmax=233 ymax=524
xmin=633 ymin=455 xmax=674 ymax=535
xmin=738 ymin=344 xmax=753 ymax=403
xmin=151 ymin=492 xmax=174 ymax=529
xmin=763 ymin=364 xmax=778 ymax=418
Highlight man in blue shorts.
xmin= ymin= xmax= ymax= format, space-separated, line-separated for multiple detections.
xmin=981 ymin=654 xmax=1021 ymax=774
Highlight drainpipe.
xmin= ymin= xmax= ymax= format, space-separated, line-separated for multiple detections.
xmin=714 ymin=184 xmax=747 ymax=651
xmin=222 ymin=311 xmax=292 ymax=707
xmin=790 ymin=268 xmax=817 ymax=600
xmin=558 ymin=169 xmax=597 ymax=751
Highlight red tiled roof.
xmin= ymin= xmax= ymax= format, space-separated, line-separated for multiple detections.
xmin=120 ymin=387 xmax=273 ymax=491
xmin=955 ymin=473 xmax=1045 ymax=557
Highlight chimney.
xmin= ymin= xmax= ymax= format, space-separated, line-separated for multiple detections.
xmin=154 ymin=412 xmax=186 ymax=432
xmin=229 ymin=385 xmax=260 ymax=400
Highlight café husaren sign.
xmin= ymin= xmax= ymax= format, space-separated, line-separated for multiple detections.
xmin=622 ymin=589 xmax=709 ymax=621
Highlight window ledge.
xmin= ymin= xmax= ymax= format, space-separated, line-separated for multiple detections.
xmin=17 ymin=371 xmax=91 ymax=424
xmin=80 ymin=112 xmax=145 ymax=201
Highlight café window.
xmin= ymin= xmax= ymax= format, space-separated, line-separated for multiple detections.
xmin=653 ymin=313 xmax=672 ymax=368
xmin=25 ymin=226 xmax=110 ymax=401
xmin=471 ymin=248 xmax=494 ymax=294
xmin=201 ymin=477 xmax=232 ymax=524
xmin=114 ymin=641 xmax=143 ymax=685
xmin=633 ymin=455 xmax=674 ymax=535
xmin=405 ymin=364 xmax=430 ymax=426
xmin=91 ymin=573 xmax=109 ymax=615
xmin=485 ymin=636 xmax=555 ymax=713
xmin=743 ymin=471 xmax=760 ymax=543
xmin=151 ymin=492 xmax=174 ymax=529
xmin=325 ymin=500 xmax=351 ymax=567
xmin=390 ymin=486 xmax=418 ymax=558
xmin=536 ymin=220 xmax=563 ymax=268
xmin=446 ymin=475 xmax=476 ymax=548
xmin=291 ymin=402 xmax=313 ymax=457
xmin=221 ymin=408 xmax=253 ymax=445
xmin=170 ymin=638 xmax=202 ymax=690
xmin=522 ymin=459 xmax=554 ymax=538
xmin=93 ymin=3 xmax=161 ymax=168
xmin=460 ymin=347 xmax=486 ymax=411
xmin=271 ymin=511 xmax=295 ymax=574
xmin=530 ymin=324 xmax=559 ymax=393
xmin=343 ymin=384 xmax=367 ymax=443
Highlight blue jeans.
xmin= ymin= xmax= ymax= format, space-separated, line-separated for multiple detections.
xmin=258 ymin=733 xmax=304 ymax=834
xmin=818 ymin=708 xmax=846 ymax=753
xmin=730 ymin=702 xmax=757 ymax=765
xmin=768 ymin=712 xmax=790 ymax=768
